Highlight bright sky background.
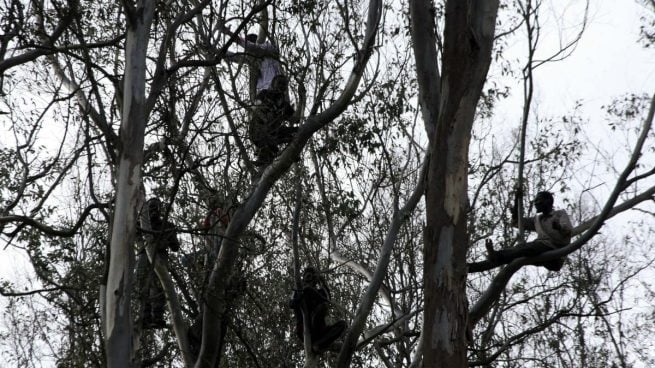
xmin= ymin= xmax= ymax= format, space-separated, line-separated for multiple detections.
xmin=493 ymin=0 xmax=654 ymax=214
xmin=497 ymin=0 xmax=654 ymax=125
xmin=538 ymin=0 xmax=654 ymax=108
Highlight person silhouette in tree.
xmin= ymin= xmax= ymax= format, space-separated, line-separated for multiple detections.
xmin=137 ymin=197 xmax=180 ymax=329
xmin=290 ymin=267 xmax=347 ymax=353
xmin=220 ymin=26 xmax=297 ymax=165
xmin=486 ymin=190 xmax=573 ymax=271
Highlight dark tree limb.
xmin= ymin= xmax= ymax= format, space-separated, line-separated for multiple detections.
xmin=0 ymin=286 xmax=62 ymax=297
xmin=468 ymin=173 xmax=655 ymax=273
xmin=1 ymin=203 xmax=109 ymax=238
xmin=336 ymin=157 xmax=427 ymax=368
xmin=195 ymin=0 xmax=384 ymax=364
xmin=0 ymin=0 xmax=77 ymax=75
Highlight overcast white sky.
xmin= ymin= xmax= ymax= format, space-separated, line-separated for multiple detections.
xmin=497 ymin=0 xmax=654 ymax=119
xmin=539 ymin=0 xmax=653 ymax=112
xmin=491 ymin=0 xmax=654 ymax=209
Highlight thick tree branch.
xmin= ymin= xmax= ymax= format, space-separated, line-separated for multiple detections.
xmin=409 ymin=0 xmax=441 ymax=140
xmin=0 ymin=285 xmax=62 ymax=297
xmin=145 ymin=0 xmax=212 ymax=114
xmin=357 ymin=309 xmax=422 ymax=349
xmin=153 ymin=258 xmax=193 ymax=366
xmin=0 ymin=0 xmax=77 ymax=75
xmin=329 ymin=251 xmax=399 ymax=316
xmin=1 ymin=203 xmax=109 ymax=238
xmin=467 ymin=184 xmax=655 ymax=273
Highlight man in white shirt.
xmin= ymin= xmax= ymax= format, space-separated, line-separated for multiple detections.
xmin=486 ymin=191 xmax=573 ymax=271
xmin=222 ymin=30 xmax=297 ymax=165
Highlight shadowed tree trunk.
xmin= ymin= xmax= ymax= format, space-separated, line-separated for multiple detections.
xmin=411 ymin=1 xmax=499 ymax=366
xmin=104 ymin=1 xmax=156 ymax=367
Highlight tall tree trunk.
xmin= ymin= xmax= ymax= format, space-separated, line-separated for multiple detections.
xmin=415 ymin=1 xmax=499 ymax=366
xmin=105 ymin=1 xmax=155 ymax=367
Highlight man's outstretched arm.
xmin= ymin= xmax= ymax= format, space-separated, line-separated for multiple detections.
xmin=219 ymin=24 xmax=278 ymax=59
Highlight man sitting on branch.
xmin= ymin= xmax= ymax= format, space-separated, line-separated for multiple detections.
xmin=485 ymin=190 xmax=573 ymax=271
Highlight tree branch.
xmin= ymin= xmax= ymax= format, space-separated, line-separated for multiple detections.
xmin=196 ymin=0 xmax=384 ymax=365
xmin=467 ymin=183 xmax=655 ymax=273
xmin=1 ymin=203 xmax=109 ymax=239
xmin=336 ymin=156 xmax=427 ymax=368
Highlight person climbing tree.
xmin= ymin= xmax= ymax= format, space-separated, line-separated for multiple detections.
xmin=137 ymin=197 xmax=181 ymax=329
xmin=220 ymin=26 xmax=297 ymax=165
xmin=485 ymin=190 xmax=573 ymax=271
xmin=200 ymin=204 xmax=233 ymax=231
xmin=290 ymin=267 xmax=347 ymax=353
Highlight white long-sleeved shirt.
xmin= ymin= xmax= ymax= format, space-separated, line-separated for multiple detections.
xmin=239 ymin=39 xmax=283 ymax=93
xmin=524 ymin=209 xmax=573 ymax=247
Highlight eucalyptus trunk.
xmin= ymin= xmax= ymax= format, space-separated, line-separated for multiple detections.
xmin=104 ymin=1 xmax=156 ymax=367
xmin=411 ymin=1 xmax=499 ymax=366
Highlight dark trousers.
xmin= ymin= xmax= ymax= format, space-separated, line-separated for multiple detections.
xmin=136 ymin=252 xmax=167 ymax=327
xmin=495 ymin=240 xmax=565 ymax=271
xmin=249 ymin=89 xmax=296 ymax=164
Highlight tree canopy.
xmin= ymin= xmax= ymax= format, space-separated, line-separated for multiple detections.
xmin=1 ymin=0 xmax=654 ymax=367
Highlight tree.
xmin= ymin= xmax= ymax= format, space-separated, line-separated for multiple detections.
xmin=409 ymin=1 xmax=500 ymax=365
xmin=104 ymin=1 xmax=156 ymax=366
xmin=1 ymin=0 xmax=655 ymax=367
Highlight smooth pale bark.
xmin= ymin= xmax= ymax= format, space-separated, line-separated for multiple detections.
xmin=412 ymin=1 xmax=499 ymax=367
xmin=328 ymin=250 xmax=402 ymax=317
xmin=105 ymin=1 xmax=155 ymax=367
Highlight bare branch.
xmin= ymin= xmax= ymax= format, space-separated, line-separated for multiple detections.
xmin=336 ymin=156 xmax=426 ymax=367
xmin=1 ymin=203 xmax=109 ymax=239
xmin=0 ymin=285 xmax=62 ymax=297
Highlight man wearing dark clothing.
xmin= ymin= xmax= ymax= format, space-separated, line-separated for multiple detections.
xmin=249 ymin=73 xmax=296 ymax=163
xmin=137 ymin=198 xmax=180 ymax=329
xmin=290 ymin=267 xmax=347 ymax=353
xmin=486 ymin=191 xmax=573 ymax=271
